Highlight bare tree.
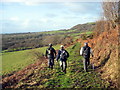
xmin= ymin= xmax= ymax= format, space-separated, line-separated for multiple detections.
xmin=102 ymin=1 xmax=120 ymax=28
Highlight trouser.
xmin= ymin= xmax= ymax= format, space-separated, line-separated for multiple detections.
xmin=48 ymin=58 xmax=54 ymax=68
xmin=60 ymin=60 xmax=67 ymax=73
xmin=83 ymin=57 xmax=90 ymax=72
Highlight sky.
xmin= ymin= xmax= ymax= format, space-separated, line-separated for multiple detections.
xmin=0 ymin=1 xmax=103 ymax=34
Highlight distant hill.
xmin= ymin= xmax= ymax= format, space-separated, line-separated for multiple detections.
xmin=2 ymin=22 xmax=95 ymax=52
xmin=70 ymin=22 xmax=96 ymax=32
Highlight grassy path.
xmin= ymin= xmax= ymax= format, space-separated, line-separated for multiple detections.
xmin=40 ymin=43 xmax=109 ymax=88
xmin=2 ymin=43 xmax=110 ymax=88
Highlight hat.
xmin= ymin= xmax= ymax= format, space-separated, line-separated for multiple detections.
xmin=60 ymin=45 xmax=64 ymax=48
xmin=84 ymin=42 xmax=88 ymax=46
xmin=49 ymin=43 xmax=52 ymax=46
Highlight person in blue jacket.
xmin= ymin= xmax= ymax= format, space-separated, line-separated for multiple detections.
xmin=56 ymin=45 xmax=69 ymax=73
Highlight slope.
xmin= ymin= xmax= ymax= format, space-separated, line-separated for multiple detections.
xmin=77 ymin=29 xmax=119 ymax=88
xmin=2 ymin=43 xmax=110 ymax=88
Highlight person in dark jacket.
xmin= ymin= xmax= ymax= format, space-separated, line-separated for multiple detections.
xmin=56 ymin=45 xmax=69 ymax=73
xmin=80 ymin=42 xmax=93 ymax=72
xmin=45 ymin=43 xmax=56 ymax=69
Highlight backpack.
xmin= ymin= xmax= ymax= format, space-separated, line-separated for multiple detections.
xmin=83 ymin=46 xmax=90 ymax=57
xmin=47 ymin=48 xmax=53 ymax=55
xmin=60 ymin=50 xmax=68 ymax=60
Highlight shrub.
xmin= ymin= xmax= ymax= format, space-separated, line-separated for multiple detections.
xmin=81 ymin=34 xmax=87 ymax=40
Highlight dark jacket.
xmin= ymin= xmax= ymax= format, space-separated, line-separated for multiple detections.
xmin=82 ymin=46 xmax=91 ymax=58
xmin=45 ymin=47 xmax=56 ymax=59
xmin=56 ymin=49 xmax=69 ymax=61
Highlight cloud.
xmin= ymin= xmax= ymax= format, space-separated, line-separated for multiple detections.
xmin=1 ymin=0 xmax=25 ymax=2
xmin=1 ymin=0 xmax=117 ymax=3
xmin=45 ymin=13 xmax=57 ymax=18
xmin=21 ymin=19 xmax=30 ymax=27
xmin=9 ymin=17 xmax=20 ymax=21
xmin=0 ymin=10 xmax=4 ymax=14
xmin=40 ymin=18 xmax=48 ymax=23
xmin=1 ymin=2 xmax=102 ymax=33
xmin=1 ymin=0 xmax=42 ymax=6
xmin=63 ymin=2 xmax=102 ymax=15
xmin=22 ymin=2 xmax=43 ymax=6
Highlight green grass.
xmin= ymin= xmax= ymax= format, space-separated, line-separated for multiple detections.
xmin=2 ymin=50 xmax=35 ymax=75
xmin=2 ymin=43 xmax=110 ymax=88
xmin=2 ymin=45 xmax=60 ymax=75
xmin=2 ymin=29 xmax=110 ymax=88
xmin=69 ymin=31 xmax=93 ymax=41
xmin=40 ymin=29 xmax=77 ymax=35
xmin=16 ymin=43 xmax=109 ymax=88
xmin=1 ymin=30 xmax=93 ymax=76
xmin=41 ymin=43 xmax=110 ymax=88
xmin=85 ymin=31 xmax=93 ymax=35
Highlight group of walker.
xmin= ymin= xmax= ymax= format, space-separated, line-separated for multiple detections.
xmin=45 ymin=42 xmax=93 ymax=73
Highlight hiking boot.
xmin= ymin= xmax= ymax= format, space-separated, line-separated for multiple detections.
xmin=63 ymin=70 xmax=66 ymax=74
xmin=64 ymin=70 xmax=66 ymax=74
xmin=48 ymin=66 xmax=50 ymax=68
xmin=84 ymin=69 xmax=88 ymax=72
xmin=51 ymin=66 xmax=53 ymax=69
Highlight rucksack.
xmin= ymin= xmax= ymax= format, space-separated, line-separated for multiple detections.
xmin=47 ymin=48 xmax=53 ymax=55
xmin=60 ymin=50 xmax=68 ymax=60
xmin=83 ymin=46 xmax=90 ymax=57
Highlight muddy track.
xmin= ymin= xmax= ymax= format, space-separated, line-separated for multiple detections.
xmin=2 ymin=57 xmax=48 ymax=88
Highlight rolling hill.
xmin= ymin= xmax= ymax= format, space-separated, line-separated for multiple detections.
xmin=1 ymin=22 xmax=119 ymax=88
xmin=2 ymin=22 xmax=95 ymax=52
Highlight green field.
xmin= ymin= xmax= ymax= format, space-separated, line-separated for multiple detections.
xmin=8 ymin=43 xmax=109 ymax=88
xmin=41 ymin=29 xmax=77 ymax=34
xmin=1 ymin=45 xmax=60 ymax=75
xmin=2 ymin=50 xmax=35 ymax=75
xmin=2 ymin=41 xmax=110 ymax=88
xmin=2 ymin=31 xmax=93 ymax=76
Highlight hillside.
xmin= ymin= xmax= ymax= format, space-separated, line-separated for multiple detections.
xmin=1 ymin=1 xmax=120 ymax=88
xmin=91 ymin=30 xmax=118 ymax=87
xmin=70 ymin=22 xmax=95 ymax=32
xmin=77 ymin=26 xmax=119 ymax=88
xmin=1 ymin=25 xmax=119 ymax=88
xmin=2 ymin=43 xmax=110 ymax=88
xmin=2 ymin=22 xmax=95 ymax=52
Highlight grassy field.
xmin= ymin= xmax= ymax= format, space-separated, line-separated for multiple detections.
xmin=2 ymin=30 xmax=93 ymax=76
xmin=40 ymin=29 xmax=77 ymax=34
xmin=2 ymin=49 xmax=35 ymax=75
xmin=2 ymin=42 xmax=110 ymax=88
xmin=12 ymin=43 xmax=110 ymax=88
xmin=1 ymin=45 xmax=60 ymax=75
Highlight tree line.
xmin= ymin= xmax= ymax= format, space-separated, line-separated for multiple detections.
xmin=2 ymin=23 xmax=95 ymax=52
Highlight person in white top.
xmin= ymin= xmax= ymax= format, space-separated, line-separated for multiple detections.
xmin=80 ymin=42 xmax=93 ymax=72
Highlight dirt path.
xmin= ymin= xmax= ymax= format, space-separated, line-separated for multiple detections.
xmin=2 ymin=57 xmax=48 ymax=88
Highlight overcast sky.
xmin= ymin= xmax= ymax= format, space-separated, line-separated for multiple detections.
xmin=0 ymin=2 xmax=102 ymax=33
